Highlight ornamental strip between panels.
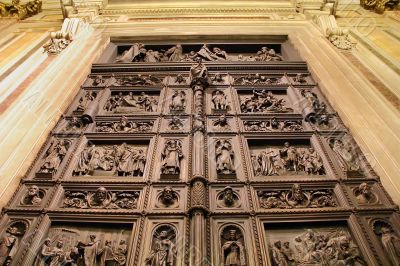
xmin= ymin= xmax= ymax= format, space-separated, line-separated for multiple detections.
xmin=0 ymin=43 xmax=399 ymax=266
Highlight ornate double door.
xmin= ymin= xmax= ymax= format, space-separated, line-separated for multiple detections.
xmin=0 ymin=42 xmax=399 ymax=266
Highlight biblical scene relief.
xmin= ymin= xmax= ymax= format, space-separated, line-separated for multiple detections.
xmin=104 ymin=74 xmax=163 ymax=87
xmin=103 ymin=91 xmax=159 ymax=113
xmin=73 ymin=142 xmax=147 ymax=177
xmin=243 ymin=118 xmax=303 ymax=132
xmin=96 ymin=116 xmax=154 ymax=133
xmin=372 ymin=220 xmax=400 ymax=266
xmin=74 ymin=91 xmax=97 ymax=114
xmin=239 ymin=90 xmax=293 ymax=113
xmin=62 ymin=186 xmax=140 ymax=209
xmin=220 ymin=225 xmax=247 ymax=266
xmin=250 ymin=140 xmax=325 ymax=177
xmin=257 ymin=184 xmax=337 ymax=209
xmin=0 ymin=220 xmax=29 ymax=266
xmin=145 ymin=225 xmax=177 ymax=266
xmin=328 ymin=134 xmax=362 ymax=175
xmin=36 ymin=139 xmax=72 ymax=178
xmin=62 ymin=117 xmax=85 ymax=133
xmin=35 ymin=224 xmax=130 ymax=266
xmin=267 ymin=225 xmax=365 ymax=266
xmin=115 ymin=43 xmax=284 ymax=63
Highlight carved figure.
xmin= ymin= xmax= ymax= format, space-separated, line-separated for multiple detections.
xmin=169 ymin=90 xmax=186 ymax=112
xmin=258 ymin=184 xmax=336 ymax=209
xmin=0 ymin=226 xmax=21 ymax=266
xmin=164 ymin=44 xmax=183 ymax=61
xmin=292 ymin=73 xmax=308 ymax=84
xmin=373 ymin=220 xmax=400 ymax=266
xmin=34 ymin=238 xmax=53 ymax=266
xmin=104 ymin=91 xmax=158 ymax=113
xmin=189 ymin=57 xmax=209 ymax=87
xmin=145 ymin=227 xmax=177 ymax=266
xmin=215 ymin=139 xmax=235 ymax=175
xmin=38 ymin=139 xmax=71 ymax=174
xmin=240 ymin=90 xmax=292 ymax=113
xmin=168 ymin=116 xmax=184 ymax=130
xmin=221 ymin=227 xmax=246 ymax=266
xmin=159 ymin=186 xmax=178 ymax=207
xmin=63 ymin=187 xmax=139 ymax=209
xmin=300 ymin=89 xmax=335 ymax=128
xmin=213 ymin=115 xmax=230 ymax=129
xmin=91 ymin=75 xmax=106 ymax=86
xmin=274 ymin=229 xmax=365 ymax=265
xmin=220 ymin=187 xmax=237 ymax=207
xmin=193 ymin=115 xmax=205 ymax=132
xmin=75 ymin=91 xmax=96 ymax=112
xmin=0 ymin=0 xmax=42 ymax=19
xmin=63 ymin=116 xmax=84 ymax=132
xmin=22 ymin=185 xmax=43 ymax=205
xmin=330 ymin=137 xmax=360 ymax=173
xmin=254 ymin=47 xmax=283 ymax=61
xmin=354 ymin=183 xmax=378 ymax=204
xmin=211 ymin=73 xmax=225 ymax=84
xmin=116 ymin=43 xmax=147 ymax=62
xmin=174 ymin=74 xmax=186 ymax=85
xmin=115 ymin=143 xmax=134 ymax=176
xmin=212 ymin=90 xmax=228 ymax=111
xmin=235 ymin=73 xmax=283 ymax=85
xmin=161 ymin=140 xmax=184 ymax=175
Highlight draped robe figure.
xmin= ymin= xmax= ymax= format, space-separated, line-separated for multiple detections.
xmin=145 ymin=231 xmax=176 ymax=266
xmin=221 ymin=230 xmax=246 ymax=266
xmin=83 ymin=235 xmax=101 ymax=266
xmin=161 ymin=141 xmax=183 ymax=175
xmin=0 ymin=227 xmax=20 ymax=266
xmin=189 ymin=58 xmax=208 ymax=86
xmin=380 ymin=227 xmax=400 ymax=266
xmin=215 ymin=140 xmax=235 ymax=174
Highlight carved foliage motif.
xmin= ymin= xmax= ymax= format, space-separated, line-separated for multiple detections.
xmin=257 ymin=184 xmax=337 ymax=209
xmin=73 ymin=143 xmax=147 ymax=177
xmin=96 ymin=116 xmax=154 ymax=133
xmin=270 ymin=228 xmax=365 ymax=265
xmin=212 ymin=115 xmax=230 ymax=130
xmin=251 ymin=142 xmax=325 ymax=176
xmin=220 ymin=225 xmax=247 ymax=266
xmin=168 ymin=116 xmax=184 ymax=130
xmin=145 ymin=225 xmax=177 ymax=266
xmin=243 ymin=118 xmax=303 ymax=132
xmin=63 ymin=186 xmax=140 ymax=209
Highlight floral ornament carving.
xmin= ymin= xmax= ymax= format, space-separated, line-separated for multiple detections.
xmin=372 ymin=219 xmax=400 ymax=265
xmin=271 ymin=229 xmax=365 ymax=265
xmin=257 ymin=184 xmax=336 ymax=209
xmin=63 ymin=186 xmax=140 ymax=209
xmin=96 ymin=116 xmax=153 ymax=133
xmin=243 ymin=118 xmax=303 ymax=132
xmin=234 ymin=73 xmax=285 ymax=85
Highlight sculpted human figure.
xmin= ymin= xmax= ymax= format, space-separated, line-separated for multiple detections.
xmin=63 ymin=116 xmax=83 ymax=132
xmin=257 ymin=150 xmax=278 ymax=176
xmin=170 ymin=90 xmax=186 ymax=112
xmin=286 ymin=184 xmax=308 ymax=207
xmin=38 ymin=140 xmax=69 ymax=174
xmin=221 ymin=229 xmax=246 ymax=266
xmin=379 ymin=225 xmax=400 ymax=265
xmin=355 ymin=183 xmax=377 ymax=204
xmin=221 ymin=187 xmax=235 ymax=207
xmin=81 ymin=234 xmax=101 ymax=266
xmin=132 ymin=149 xmax=146 ymax=176
xmin=34 ymin=238 xmax=54 ymax=266
xmin=160 ymin=186 xmax=177 ymax=207
xmin=215 ymin=139 xmax=235 ymax=175
xmin=212 ymin=73 xmax=225 ymax=84
xmin=76 ymin=91 xmax=96 ymax=112
xmin=88 ymin=187 xmax=112 ymax=208
xmin=189 ymin=57 xmax=208 ymax=87
xmin=272 ymin=241 xmax=288 ymax=266
xmin=145 ymin=230 xmax=176 ymax=266
xmin=114 ymin=240 xmax=128 ymax=265
xmin=161 ymin=140 xmax=184 ymax=175
xmin=279 ymin=142 xmax=298 ymax=173
xmin=115 ymin=142 xmax=133 ymax=176
xmin=331 ymin=138 xmax=360 ymax=172
xmin=212 ymin=90 xmax=228 ymax=110
xmin=23 ymin=185 xmax=42 ymax=205
xmin=164 ymin=44 xmax=183 ymax=61
xmin=0 ymin=226 xmax=21 ymax=266
xmin=213 ymin=115 xmax=229 ymax=129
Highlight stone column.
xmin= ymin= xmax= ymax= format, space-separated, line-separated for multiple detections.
xmin=189 ymin=62 xmax=209 ymax=265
